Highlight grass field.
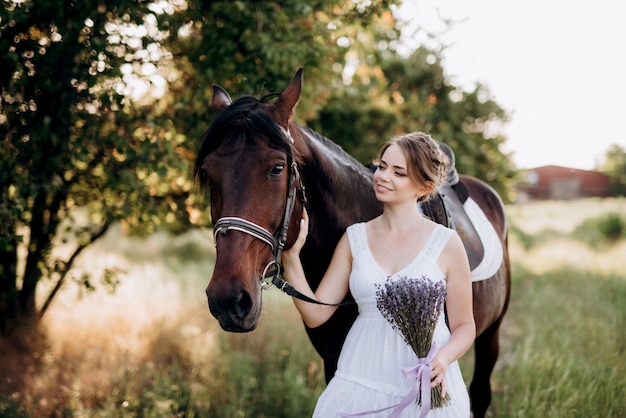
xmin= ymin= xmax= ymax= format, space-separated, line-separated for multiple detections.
xmin=1 ymin=198 xmax=625 ymax=417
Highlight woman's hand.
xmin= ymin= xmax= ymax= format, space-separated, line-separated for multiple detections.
xmin=430 ymin=354 xmax=450 ymax=397
xmin=281 ymin=208 xmax=349 ymax=328
xmin=284 ymin=208 xmax=309 ymax=259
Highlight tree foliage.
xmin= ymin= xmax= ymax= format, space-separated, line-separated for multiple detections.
xmin=0 ymin=0 xmax=192 ymax=330
xmin=600 ymin=144 xmax=626 ymax=196
xmin=160 ymin=0 xmax=401 ymax=147
xmin=308 ymin=47 xmax=517 ymax=198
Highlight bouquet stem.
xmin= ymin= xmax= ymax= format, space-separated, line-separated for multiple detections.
xmin=426 ymin=384 xmax=451 ymax=408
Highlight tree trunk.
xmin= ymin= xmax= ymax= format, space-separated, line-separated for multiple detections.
xmin=0 ymin=189 xmax=62 ymax=335
xmin=18 ymin=193 xmax=48 ymax=320
xmin=0 ymin=221 xmax=20 ymax=335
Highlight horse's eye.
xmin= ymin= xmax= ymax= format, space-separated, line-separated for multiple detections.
xmin=270 ymin=164 xmax=285 ymax=176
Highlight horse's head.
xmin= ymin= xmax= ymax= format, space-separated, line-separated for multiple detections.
xmin=194 ymin=69 xmax=306 ymax=332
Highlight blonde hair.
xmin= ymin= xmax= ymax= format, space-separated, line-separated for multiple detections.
xmin=375 ymin=132 xmax=450 ymax=202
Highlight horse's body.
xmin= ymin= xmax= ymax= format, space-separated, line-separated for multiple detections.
xmin=195 ymin=69 xmax=510 ymax=418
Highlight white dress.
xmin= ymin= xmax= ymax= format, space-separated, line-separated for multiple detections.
xmin=313 ymin=223 xmax=470 ymax=418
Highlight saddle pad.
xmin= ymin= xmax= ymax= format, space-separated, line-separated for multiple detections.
xmin=463 ymin=198 xmax=504 ymax=282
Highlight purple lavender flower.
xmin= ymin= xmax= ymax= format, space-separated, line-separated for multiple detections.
xmin=375 ymin=275 xmax=451 ymax=408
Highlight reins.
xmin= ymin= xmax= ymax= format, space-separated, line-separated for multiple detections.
xmin=212 ymin=126 xmax=352 ymax=307
xmin=269 ymin=274 xmax=354 ymax=307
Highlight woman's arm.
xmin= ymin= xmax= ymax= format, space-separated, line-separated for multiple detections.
xmin=432 ymin=231 xmax=476 ymax=390
xmin=281 ymin=210 xmax=352 ymax=328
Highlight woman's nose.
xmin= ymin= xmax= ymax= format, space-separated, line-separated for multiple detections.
xmin=377 ymin=168 xmax=390 ymax=181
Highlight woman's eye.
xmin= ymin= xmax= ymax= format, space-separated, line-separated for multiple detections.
xmin=271 ymin=164 xmax=285 ymax=176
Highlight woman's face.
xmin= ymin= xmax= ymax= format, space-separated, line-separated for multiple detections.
xmin=373 ymin=143 xmax=425 ymax=203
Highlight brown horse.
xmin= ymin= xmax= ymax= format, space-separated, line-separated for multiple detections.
xmin=194 ymin=69 xmax=510 ymax=418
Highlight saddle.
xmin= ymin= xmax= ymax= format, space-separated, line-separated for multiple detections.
xmin=421 ymin=143 xmax=485 ymax=271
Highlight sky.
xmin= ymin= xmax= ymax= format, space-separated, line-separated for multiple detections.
xmin=396 ymin=0 xmax=626 ymax=170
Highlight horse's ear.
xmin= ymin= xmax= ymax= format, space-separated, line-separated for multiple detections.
xmin=271 ymin=68 xmax=303 ymax=127
xmin=212 ymin=84 xmax=232 ymax=116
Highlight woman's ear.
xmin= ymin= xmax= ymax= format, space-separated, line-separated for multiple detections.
xmin=420 ymin=181 xmax=435 ymax=197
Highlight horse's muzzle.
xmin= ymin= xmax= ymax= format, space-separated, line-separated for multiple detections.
xmin=207 ymin=284 xmax=261 ymax=332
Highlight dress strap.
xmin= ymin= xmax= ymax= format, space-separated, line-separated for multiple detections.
xmin=346 ymin=223 xmax=366 ymax=260
xmin=422 ymin=224 xmax=454 ymax=261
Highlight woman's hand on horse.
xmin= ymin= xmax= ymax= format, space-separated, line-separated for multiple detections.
xmin=294 ymin=208 xmax=309 ymax=251
xmin=286 ymin=208 xmax=309 ymax=256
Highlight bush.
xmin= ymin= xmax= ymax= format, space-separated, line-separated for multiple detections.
xmin=0 ymin=396 xmax=29 ymax=418
xmin=574 ymin=212 xmax=626 ymax=245
xmin=598 ymin=212 xmax=626 ymax=241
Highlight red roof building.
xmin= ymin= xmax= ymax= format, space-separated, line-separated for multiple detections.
xmin=518 ymin=165 xmax=610 ymax=200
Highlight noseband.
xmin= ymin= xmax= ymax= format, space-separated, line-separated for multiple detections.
xmin=212 ymin=127 xmax=306 ymax=290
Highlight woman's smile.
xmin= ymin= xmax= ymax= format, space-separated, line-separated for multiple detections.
xmin=376 ymin=183 xmax=392 ymax=193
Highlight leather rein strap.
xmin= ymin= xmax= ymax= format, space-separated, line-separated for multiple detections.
xmin=269 ymin=274 xmax=353 ymax=307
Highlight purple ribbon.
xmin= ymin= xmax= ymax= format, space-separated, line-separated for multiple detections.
xmin=338 ymin=342 xmax=439 ymax=418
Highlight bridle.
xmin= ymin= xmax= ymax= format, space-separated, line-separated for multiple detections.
xmin=213 ymin=155 xmax=304 ymax=281
xmin=211 ymin=127 xmax=351 ymax=307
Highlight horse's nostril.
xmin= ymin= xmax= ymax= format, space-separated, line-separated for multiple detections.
xmin=235 ymin=290 xmax=253 ymax=319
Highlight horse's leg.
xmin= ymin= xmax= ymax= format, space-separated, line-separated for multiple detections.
xmin=305 ymin=323 xmax=341 ymax=382
xmin=470 ymin=320 xmax=502 ymax=418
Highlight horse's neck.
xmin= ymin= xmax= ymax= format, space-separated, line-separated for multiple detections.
xmin=294 ymin=128 xmax=380 ymax=286
xmin=298 ymin=127 xmax=382 ymax=228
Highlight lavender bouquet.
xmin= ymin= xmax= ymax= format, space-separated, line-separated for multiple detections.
xmin=375 ymin=275 xmax=451 ymax=409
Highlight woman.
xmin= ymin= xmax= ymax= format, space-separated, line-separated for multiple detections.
xmin=282 ymin=132 xmax=475 ymax=417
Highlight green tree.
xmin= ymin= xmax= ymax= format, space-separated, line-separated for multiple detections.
xmin=160 ymin=0 xmax=400 ymax=146
xmin=0 ymin=0 xmax=192 ymax=333
xmin=600 ymin=144 xmax=626 ymax=196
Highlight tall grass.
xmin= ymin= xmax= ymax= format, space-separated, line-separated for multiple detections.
xmin=1 ymin=198 xmax=625 ymax=417
xmin=1 ymin=225 xmax=324 ymax=417
xmin=489 ymin=198 xmax=626 ymax=417
xmin=488 ymin=266 xmax=625 ymax=417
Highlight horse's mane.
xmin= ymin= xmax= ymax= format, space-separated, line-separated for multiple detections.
xmin=194 ymin=93 xmax=294 ymax=191
xmin=299 ymin=126 xmax=370 ymax=169
xmin=298 ymin=125 xmax=375 ymax=186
